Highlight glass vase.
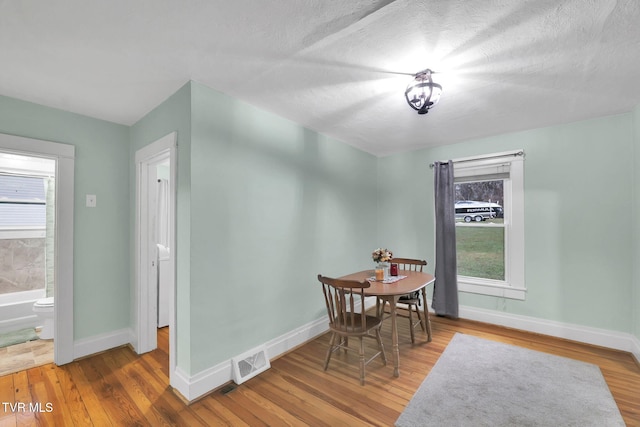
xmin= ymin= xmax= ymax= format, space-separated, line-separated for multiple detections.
xmin=377 ymin=262 xmax=390 ymax=279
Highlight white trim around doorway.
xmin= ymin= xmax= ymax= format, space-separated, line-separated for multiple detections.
xmin=134 ymin=132 xmax=177 ymax=389
xmin=0 ymin=132 xmax=75 ymax=365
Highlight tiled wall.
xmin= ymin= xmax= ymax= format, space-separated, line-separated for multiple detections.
xmin=0 ymin=238 xmax=45 ymax=294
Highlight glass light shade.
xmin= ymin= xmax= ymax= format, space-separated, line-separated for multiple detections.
xmin=405 ymin=69 xmax=442 ymax=115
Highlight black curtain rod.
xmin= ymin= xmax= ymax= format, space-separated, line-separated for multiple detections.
xmin=429 ymin=150 xmax=524 ymax=169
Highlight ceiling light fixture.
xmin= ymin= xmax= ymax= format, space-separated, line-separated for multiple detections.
xmin=405 ymin=69 xmax=442 ymax=115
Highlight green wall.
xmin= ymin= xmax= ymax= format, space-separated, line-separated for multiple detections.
xmin=0 ymin=95 xmax=130 ymax=339
xmin=188 ymin=82 xmax=378 ymax=373
xmin=379 ymin=113 xmax=635 ymax=333
xmin=376 ymin=150 xmax=433 ymax=265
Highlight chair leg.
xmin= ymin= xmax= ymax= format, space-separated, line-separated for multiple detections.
xmin=359 ymin=337 xmax=366 ymax=385
xmin=421 ymin=288 xmax=432 ymax=342
xmin=375 ymin=328 xmax=387 ymax=365
xmin=424 ymin=309 xmax=432 ymax=342
xmin=324 ymin=332 xmax=336 ymax=371
xmin=408 ymin=304 xmax=416 ymax=344
xmin=377 ymin=298 xmax=387 ymax=318
xmin=417 ymin=304 xmax=427 ymax=333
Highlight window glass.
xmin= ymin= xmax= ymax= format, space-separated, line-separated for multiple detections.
xmin=455 ymin=180 xmax=505 ymax=280
xmin=0 ymin=175 xmax=46 ymax=228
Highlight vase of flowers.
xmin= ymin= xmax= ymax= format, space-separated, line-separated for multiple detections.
xmin=372 ymin=248 xmax=393 ymax=279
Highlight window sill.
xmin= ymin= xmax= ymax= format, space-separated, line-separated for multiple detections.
xmin=458 ymin=277 xmax=526 ymax=300
xmin=0 ymin=228 xmax=46 ymax=239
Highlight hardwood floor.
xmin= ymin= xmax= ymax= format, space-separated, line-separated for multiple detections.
xmin=1 ymin=316 xmax=639 ymax=426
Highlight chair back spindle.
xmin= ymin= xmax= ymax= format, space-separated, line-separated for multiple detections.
xmin=320 ymin=276 xmax=368 ymax=334
xmin=392 ymin=257 xmax=426 ymax=272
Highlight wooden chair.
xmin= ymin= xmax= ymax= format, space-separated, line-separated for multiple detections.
xmin=317 ymin=274 xmax=387 ymax=385
xmin=378 ymin=258 xmax=432 ymax=343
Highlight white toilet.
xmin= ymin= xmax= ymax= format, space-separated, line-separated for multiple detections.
xmin=33 ymin=297 xmax=54 ymax=339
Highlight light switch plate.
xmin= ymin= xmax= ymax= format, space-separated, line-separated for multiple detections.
xmin=86 ymin=194 xmax=97 ymax=208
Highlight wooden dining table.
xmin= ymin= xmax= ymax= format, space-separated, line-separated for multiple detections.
xmin=338 ymin=269 xmax=435 ymax=377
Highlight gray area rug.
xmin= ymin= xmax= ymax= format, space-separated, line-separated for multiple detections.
xmin=396 ymin=333 xmax=625 ymax=427
xmin=0 ymin=328 xmax=39 ymax=348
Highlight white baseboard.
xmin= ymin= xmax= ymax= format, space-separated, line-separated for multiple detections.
xmin=170 ymin=367 xmax=191 ymax=401
xmin=166 ymin=299 xmax=640 ymax=403
xmin=172 ymin=316 xmax=330 ymax=403
xmin=171 ymin=362 xmax=232 ymax=403
xmin=264 ymin=316 xmax=329 ymax=361
xmin=458 ymin=304 xmax=640 ymax=363
xmin=73 ymin=328 xmax=134 ymax=360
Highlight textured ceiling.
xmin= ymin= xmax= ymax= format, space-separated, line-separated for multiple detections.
xmin=1 ymin=0 xmax=639 ymax=156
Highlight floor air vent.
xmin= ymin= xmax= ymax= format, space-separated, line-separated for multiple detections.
xmin=232 ymin=345 xmax=270 ymax=385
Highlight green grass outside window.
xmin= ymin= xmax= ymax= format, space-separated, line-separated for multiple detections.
xmin=456 ymin=225 xmax=505 ymax=280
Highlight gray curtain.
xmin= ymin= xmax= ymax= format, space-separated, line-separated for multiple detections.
xmin=432 ymin=161 xmax=458 ymax=318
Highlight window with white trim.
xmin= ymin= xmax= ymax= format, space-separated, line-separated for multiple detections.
xmin=0 ymin=152 xmax=54 ymax=238
xmin=0 ymin=174 xmax=46 ymax=232
xmin=454 ymin=150 xmax=525 ymax=300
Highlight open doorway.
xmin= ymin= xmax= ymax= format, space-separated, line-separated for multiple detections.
xmin=0 ymin=133 xmax=75 ymax=368
xmin=134 ymin=132 xmax=176 ymax=385
xmin=0 ymin=153 xmax=55 ymax=375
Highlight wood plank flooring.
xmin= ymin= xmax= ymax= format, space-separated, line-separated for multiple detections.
xmin=1 ymin=315 xmax=639 ymax=426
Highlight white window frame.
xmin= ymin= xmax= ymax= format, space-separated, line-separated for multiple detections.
xmin=0 ymin=155 xmax=53 ymax=237
xmin=453 ymin=150 xmax=525 ymax=300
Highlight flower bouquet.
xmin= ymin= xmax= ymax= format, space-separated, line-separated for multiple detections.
xmin=372 ymin=248 xmax=393 ymax=263
xmin=372 ymin=248 xmax=393 ymax=280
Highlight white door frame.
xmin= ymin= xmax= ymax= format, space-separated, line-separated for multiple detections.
xmin=0 ymin=133 xmax=75 ymax=365
xmin=134 ymin=132 xmax=177 ymax=379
